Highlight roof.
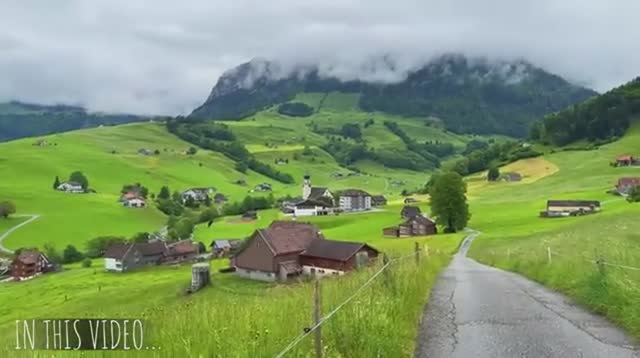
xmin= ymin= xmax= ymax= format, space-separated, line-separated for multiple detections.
xmin=401 ymin=206 xmax=421 ymax=218
xmin=122 ymin=192 xmax=141 ymax=200
xmin=213 ymin=240 xmax=230 ymax=249
xmin=167 ymin=240 xmax=198 ymax=256
xmin=340 ymin=189 xmax=371 ymax=197
xmin=15 ymin=250 xmax=46 ymax=265
xmin=547 ymin=200 xmax=601 ymax=207
xmin=295 ymin=199 xmax=329 ymax=209
xmin=104 ymin=243 xmax=133 ymax=259
xmin=308 ymin=187 xmax=330 ymax=199
xmin=183 ymin=188 xmax=211 ymax=194
xmin=617 ymin=155 xmax=634 ymax=161
xmin=214 ymin=193 xmax=228 ymax=201
xmin=372 ymin=195 xmax=387 ymax=202
xmin=404 ymin=215 xmax=436 ymax=226
xmin=256 ymin=221 xmax=324 ymax=255
xmin=64 ymin=181 xmax=82 ymax=187
xmin=618 ymin=177 xmax=640 ymax=186
xmin=300 ymin=240 xmax=378 ymax=262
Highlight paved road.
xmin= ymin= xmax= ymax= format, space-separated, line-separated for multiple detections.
xmin=415 ymin=232 xmax=639 ymax=358
xmin=0 ymin=215 xmax=40 ymax=254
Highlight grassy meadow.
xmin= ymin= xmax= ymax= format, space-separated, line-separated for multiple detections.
xmin=467 ymin=121 xmax=640 ymax=338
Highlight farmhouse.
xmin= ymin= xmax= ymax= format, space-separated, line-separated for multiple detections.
xmin=371 ymin=195 xmax=387 ymax=207
xmin=299 ymin=240 xmax=379 ymax=277
xmin=165 ymin=240 xmax=200 ymax=263
xmin=233 ymin=221 xmax=378 ymax=282
xmin=401 ymin=205 xmax=421 ymax=219
xmin=210 ymin=239 xmax=242 ymax=258
xmin=104 ymin=241 xmax=167 ymax=272
xmin=615 ymin=155 xmax=636 ymax=167
xmin=10 ymin=250 xmax=54 ymax=280
xmin=181 ymin=187 xmax=213 ymax=203
xmin=616 ymin=177 xmax=640 ymax=195
xmin=123 ymin=197 xmax=146 ymax=208
xmin=214 ymin=193 xmax=228 ymax=204
xmin=339 ymin=189 xmax=372 ymax=212
xmin=541 ymin=200 xmax=601 ymax=217
xmin=404 ymin=197 xmax=418 ymax=204
xmin=293 ymin=199 xmax=333 ymax=217
xmin=253 ymin=183 xmax=272 ymax=192
xmin=57 ymin=182 xmax=84 ymax=193
xmin=384 ymin=214 xmax=437 ymax=238
xmin=502 ymin=172 xmax=522 ymax=182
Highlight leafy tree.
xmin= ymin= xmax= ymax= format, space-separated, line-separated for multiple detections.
xmin=187 ymin=146 xmax=198 ymax=155
xmin=168 ymin=218 xmax=195 ymax=240
xmin=156 ymin=199 xmax=184 ymax=216
xmin=131 ymin=232 xmax=150 ymax=243
xmin=172 ymin=191 xmax=182 ymax=203
xmin=184 ymin=195 xmax=198 ymax=208
xmin=199 ymin=207 xmax=219 ymax=224
xmin=53 ymin=176 xmax=61 ymax=190
xmin=429 ymin=172 xmax=470 ymax=233
xmin=487 ymin=166 xmax=500 ymax=181
xmin=85 ymin=236 xmax=126 ymax=258
xmin=627 ymin=187 xmax=640 ymax=203
xmin=43 ymin=243 xmax=62 ymax=264
xmin=62 ymin=245 xmax=84 ymax=264
xmin=69 ymin=171 xmax=89 ymax=189
xmin=0 ymin=201 xmax=16 ymax=218
xmin=340 ymin=123 xmax=362 ymax=140
xmin=81 ymin=258 xmax=92 ymax=268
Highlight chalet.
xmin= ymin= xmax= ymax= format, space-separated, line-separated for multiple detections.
xmin=302 ymin=175 xmax=334 ymax=202
xmin=371 ymin=195 xmax=387 ymax=207
xmin=10 ymin=250 xmax=54 ymax=280
xmin=384 ymin=215 xmax=437 ymax=238
xmin=404 ymin=197 xmax=418 ymax=204
xmin=181 ymin=187 xmax=213 ymax=203
xmin=210 ymin=239 xmax=242 ymax=257
xmin=233 ymin=221 xmax=379 ymax=282
xmin=57 ymin=182 xmax=84 ymax=193
xmin=104 ymin=241 xmax=166 ymax=272
xmin=242 ymin=211 xmax=258 ymax=221
xmin=299 ymin=240 xmax=379 ymax=277
xmin=214 ymin=193 xmax=228 ymax=204
xmin=164 ymin=240 xmax=200 ymax=263
xmin=339 ymin=189 xmax=372 ymax=212
xmin=123 ymin=197 xmax=146 ymax=208
xmin=615 ymin=155 xmax=636 ymax=167
xmin=541 ymin=200 xmax=601 ymax=217
xmin=401 ymin=205 xmax=421 ymax=219
xmin=616 ymin=177 xmax=640 ymax=195
xmin=293 ymin=199 xmax=333 ymax=217
xmin=502 ymin=172 xmax=522 ymax=182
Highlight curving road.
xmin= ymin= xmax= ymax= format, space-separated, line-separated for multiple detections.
xmin=0 ymin=215 xmax=40 ymax=254
xmin=415 ymin=233 xmax=639 ymax=358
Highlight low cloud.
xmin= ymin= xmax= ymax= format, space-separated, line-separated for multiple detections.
xmin=1 ymin=0 xmax=639 ymax=115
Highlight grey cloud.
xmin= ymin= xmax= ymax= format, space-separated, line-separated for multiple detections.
xmin=0 ymin=0 xmax=639 ymax=115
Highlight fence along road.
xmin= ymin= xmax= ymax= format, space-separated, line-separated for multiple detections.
xmin=414 ymin=232 xmax=639 ymax=358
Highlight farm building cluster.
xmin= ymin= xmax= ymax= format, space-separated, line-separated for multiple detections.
xmin=280 ymin=175 xmax=386 ymax=217
xmin=232 ymin=221 xmax=379 ymax=282
xmin=383 ymin=206 xmax=437 ymax=237
xmin=104 ymin=239 xmax=204 ymax=272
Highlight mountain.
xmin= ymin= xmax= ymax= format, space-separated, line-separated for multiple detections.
xmin=0 ymin=101 xmax=146 ymax=142
xmin=190 ymin=55 xmax=597 ymax=137
xmin=533 ymin=77 xmax=640 ymax=146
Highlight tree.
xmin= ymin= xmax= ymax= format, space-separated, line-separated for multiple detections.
xmin=0 ymin=201 xmax=16 ymax=218
xmin=172 ymin=191 xmax=182 ymax=203
xmin=199 ymin=207 xmax=219 ymax=224
xmin=627 ymin=187 xmax=640 ymax=203
xmin=53 ymin=176 xmax=61 ymax=190
xmin=63 ymin=245 xmax=84 ymax=264
xmin=69 ymin=171 xmax=89 ymax=190
xmin=487 ymin=166 xmax=500 ymax=181
xmin=85 ymin=236 xmax=126 ymax=258
xmin=429 ymin=172 xmax=470 ymax=233
xmin=187 ymin=146 xmax=198 ymax=155
xmin=158 ymin=186 xmax=171 ymax=200
xmin=43 ymin=243 xmax=62 ymax=264
xmin=131 ymin=232 xmax=150 ymax=243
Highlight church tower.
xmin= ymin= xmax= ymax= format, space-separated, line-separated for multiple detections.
xmin=302 ymin=175 xmax=311 ymax=200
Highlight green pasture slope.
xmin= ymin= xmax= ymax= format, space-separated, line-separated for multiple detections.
xmin=468 ymin=121 xmax=640 ymax=337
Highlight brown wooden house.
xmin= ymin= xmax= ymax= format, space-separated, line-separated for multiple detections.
xmin=401 ymin=205 xmax=421 ymax=219
xmin=384 ymin=215 xmax=437 ymax=238
xmin=11 ymin=250 xmax=53 ymax=279
xmin=299 ymin=240 xmax=379 ymax=276
xmin=615 ymin=155 xmax=635 ymax=167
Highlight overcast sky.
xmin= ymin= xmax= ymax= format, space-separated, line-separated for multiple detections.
xmin=1 ymin=0 xmax=639 ymax=115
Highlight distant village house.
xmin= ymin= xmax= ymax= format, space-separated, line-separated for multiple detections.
xmin=104 ymin=240 xmax=200 ymax=272
xmin=616 ymin=177 xmax=640 ymax=196
xmin=57 ymin=182 xmax=84 ymax=193
xmin=384 ymin=206 xmax=437 ymax=238
xmin=541 ymin=200 xmax=601 ymax=218
xmin=339 ymin=189 xmax=372 ymax=212
xmin=11 ymin=250 xmax=54 ymax=280
xmin=210 ymin=239 xmax=242 ymax=258
xmin=181 ymin=187 xmax=213 ymax=204
xmin=615 ymin=155 xmax=638 ymax=167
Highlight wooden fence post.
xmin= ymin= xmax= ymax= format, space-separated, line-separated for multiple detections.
xmin=313 ymin=278 xmax=323 ymax=358
xmin=507 ymin=249 xmax=511 ymax=259
xmin=424 ymin=244 xmax=430 ymax=257
xmin=547 ymin=247 xmax=552 ymax=264
xmin=415 ymin=242 xmax=420 ymax=265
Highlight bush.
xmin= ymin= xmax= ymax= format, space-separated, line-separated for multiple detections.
xmin=0 ymin=200 xmax=16 ymax=218
xmin=63 ymin=245 xmax=84 ymax=264
xmin=81 ymin=258 xmax=92 ymax=268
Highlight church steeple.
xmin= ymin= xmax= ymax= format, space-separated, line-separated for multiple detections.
xmin=302 ymin=175 xmax=311 ymax=199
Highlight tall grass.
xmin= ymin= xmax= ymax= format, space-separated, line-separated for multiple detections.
xmin=469 ymin=210 xmax=640 ymax=338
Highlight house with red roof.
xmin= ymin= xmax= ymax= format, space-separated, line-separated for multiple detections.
xmin=615 ymin=155 xmax=637 ymax=167
xmin=616 ymin=177 xmax=640 ymax=195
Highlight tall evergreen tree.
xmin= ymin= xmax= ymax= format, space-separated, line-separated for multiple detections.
xmin=429 ymin=172 xmax=470 ymax=233
xmin=53 ymin=176 xmax=61 ymax=190
xmin=158 ymin=186 xmax=171 ymax=200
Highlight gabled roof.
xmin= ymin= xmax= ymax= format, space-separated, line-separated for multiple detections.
xmin=617 ymin=155 xmax=634 ymax=161
xmin=300 ymin=240 xmax=378 ymax=262
xmin=137 ymin=241 xmax=167 ymax=256
xmin=340 ymin=189 xmax=371 ymax=197
xmin=167 ymin=240 xmax=198 ymax=256
xmin=105 ymin=243 xmax=133 ymax=259
xmin=308 ymin=187 xmax=330 ymax=199
xmin=547 ymin=200 xmax=601 ymax=207
xmin=617 ymin=177 xmax=640 ymax=186
xmin=255 ymin=221 xmax=324 ymax=255
xmin=401 ymin=205 xmax=421 ymax=218
xmin=403 ymin=215 xmax=436 ymax=226
xmin=15 ymin=250 xmax=47 ymax=265
xmin=295 ymin=199 xmax=329 ymax=209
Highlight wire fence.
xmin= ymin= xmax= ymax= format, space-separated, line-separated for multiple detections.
xmin=274 ymin=249 xmax=423 ymax=358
